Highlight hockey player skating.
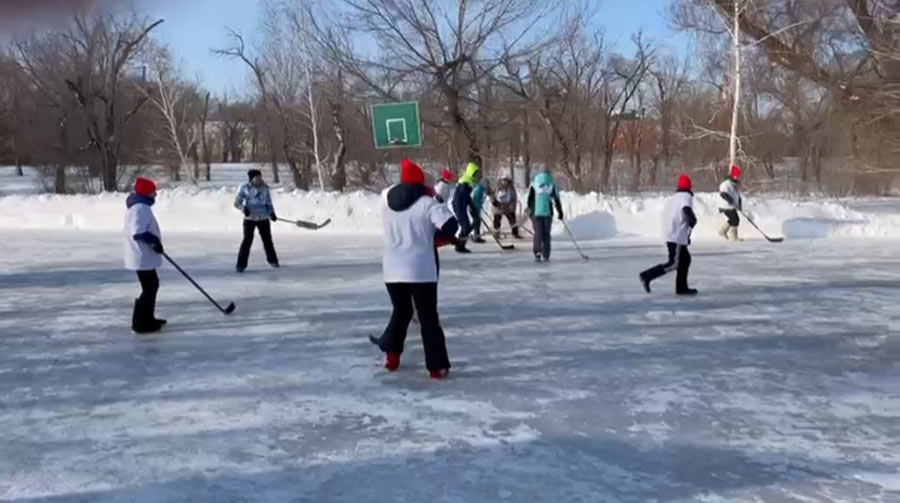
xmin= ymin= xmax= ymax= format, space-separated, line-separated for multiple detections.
xmin=124 ymin=177 xmax=167 ymax=333
xmin=470 ymin=178 xmax=488 ymax=243
xmin=234 ymin=169 xmax=279 ymax=272
xmin=451 ymin=162 xmax=482 ymax=253
xmin=373 ymin=159 xmax=458 ymax=379
xmin=639 ymin=174 xmax=699 ymax=296
xmin=434 ymin=169 xmax=455 ymax=204
xmin=492 ymin=175 xmax=521 ymax=239
xmin=718 ymin=165 xmax=743 ymax=241
xmin=526 ymin=171 xmax=564 ymax=262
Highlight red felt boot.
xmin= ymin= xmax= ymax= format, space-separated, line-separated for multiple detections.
xmin=384 ymin=352 xmax=400 ymax=371
xmin=429 ymin=369 xmax=450 ymax=380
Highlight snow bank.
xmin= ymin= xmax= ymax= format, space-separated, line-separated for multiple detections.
xmin=559 ymin=192 xmax=900 ymax=241
xmin=1 ymin=181 xmax=899 ymax=240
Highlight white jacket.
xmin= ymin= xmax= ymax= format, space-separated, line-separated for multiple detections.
xmin=718 ymin=179 xmax=741 ymax=210
xmin=664 ymin=191 xmax=695 ymax=246
xmin=124 ymin=198 xmax=162 ymax=271
xmin=382 ymin=185 xmax=454 ymax=283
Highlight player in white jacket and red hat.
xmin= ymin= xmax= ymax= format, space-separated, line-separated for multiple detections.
xmin=124 ymin=177 xmax=167 ymax=333
xmin=639 ymin=174 xmax=698 ymax=295
xmin=372 ymin=159 xmax=459 ymax=379
xmin=718 ymin=165 xmax=743 ymax=241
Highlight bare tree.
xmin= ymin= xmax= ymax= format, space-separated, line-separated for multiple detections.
xmin=12 ymin=33 xmax=83 ymax=193
xmin=649 ymin=54 xmax=691 ymax=184
xmin=214 ymin=30 xmax=282 ymax=183
xmin=318 ymin=0 xmax=554 ymax=165
xmin=63 ymin=14 xmax=163 ymax=191
xmin=597 ymin=33 xmax=653 ymax=190
xmin=674 ymin=0 xmax=900 ymax=187
xmin=199 ymin=91 xmax=212 ymax=181
xmin=137 ymin=46 xmax=203 ymax=183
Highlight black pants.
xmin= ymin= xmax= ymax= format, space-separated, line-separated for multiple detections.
xmin=133 ymin=269 xmax=159 ymax=330
xmin=720 ymin=209 xmax=740 ymax=227
xmin=378 ymin=282 xmax=450 ymax=372
xmin=493 ymin=212 xmax=520 ymax=237
xmin=532 ymin=216 xmax=552 ymax=258
xmin=640 ymin=242 xmax=692 ymax=292
xmin=237 ymin=219 xmax=279 ymax=269
xmin=457 ymin=211 xmax=472 ymax=241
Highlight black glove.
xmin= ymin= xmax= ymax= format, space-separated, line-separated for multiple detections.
xmin=270 ymin=213 xmax=277 ymax=222
xmin=558 ymin=212 xmax=564 ymax=221
xmin=150 ymin=241 xmax=164 ymax=254
xmin=243 ymin=207 xmax=250 ymax=217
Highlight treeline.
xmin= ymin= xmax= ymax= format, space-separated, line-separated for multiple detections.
xmin=0 ymin=0 xmax=897 ymax=195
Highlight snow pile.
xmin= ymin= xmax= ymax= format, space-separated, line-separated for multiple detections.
xmin=564 ymin=211 xmax=618 ymax=240
xmin=0 ymin=187 xmax=383 ymax=235
xmin=1 ymin=178 xmax=899 ymax=240
xmin=559 ymin=192 xmax=900 ymax=241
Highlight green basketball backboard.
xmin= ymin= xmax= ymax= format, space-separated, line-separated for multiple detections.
xmin=371 ymin=102 xmax=422 ymax=149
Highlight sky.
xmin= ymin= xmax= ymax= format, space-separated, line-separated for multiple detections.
xmin=0 ymin=0 xmax=691 ymax=97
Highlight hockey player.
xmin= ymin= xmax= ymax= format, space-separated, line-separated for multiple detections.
xmin=639 ymin=174 xmax=698 ymax=296
xmin=470 ymin=178 xmax=488 ymax=243
xmin=374 ymin=159 xmax=458 ymax=379
xmin=234 ymin=169 xmax=279 ymax=272
xmin=434 ymin=168 xmax=455 ymax=204
xmin=492 ymin=175 xmax=520 ymax=239
xmin=124 ymin=177 xmax=166 ymax=333
xmin=718 ymin=165 xmax=743 ymax=241
xmin=526 ymin=170 xmax=564 ymax=262
xmin=451 ymin=162 xmax=482 ymax=253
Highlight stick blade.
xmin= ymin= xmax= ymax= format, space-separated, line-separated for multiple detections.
xmin=223 ymin=302 xmax=236 ymax=315
xmin=767 ymin=237 xmax=785 ymax=243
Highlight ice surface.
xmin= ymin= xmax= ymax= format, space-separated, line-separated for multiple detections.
xmin=1 ymin=227 xmax=898 ymax=502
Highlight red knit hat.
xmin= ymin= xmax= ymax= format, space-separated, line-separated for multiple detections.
xmin=441 ymin=168 xmax=454 ymax=182
xmin=731 ymin=165 xmax=741 ymax=180
xmin=134 ymin=177 xmax=157 ymax=196
xmin=677 ymin=173 xmax=692 ymax=191
xmin=401 ymin=159 xmax=425 ymax=185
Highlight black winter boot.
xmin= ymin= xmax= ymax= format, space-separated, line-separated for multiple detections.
xmin=132 ymin=299 xmax=162 ymax=334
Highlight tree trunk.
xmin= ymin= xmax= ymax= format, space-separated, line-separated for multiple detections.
xmin=201 ymin=92 xmax=211 ymax=181
xmin=191 ymin=143 xmax=200 ymax=182
xmin=103 ymin=149 xmax=117 ymax=192
xmin=54 ymin=166 xmax=66 ymax=194
xmin=13 ymin=131 xmax=23 ymax=176
xmin=602 ymin=149 xmax=613 ymax=192
xmin=523 ymin=109 xmax=531 ymax=186
xmin=631 ymin=152 xmax=642 ymax=192
xmin=329 ymin=98 xmax=347 ymax=192
xmin=728 ymin=0 xmax=743 ymax=169
xmin=649 ymin=155 xmax=659 ymax=187
xmin=54 ymin=111 xmax=69 ymax=194
xmin=222 ymin=129 xmax=230 ymax=163
xmin=287 ymin=159 xmax=305 ymax=189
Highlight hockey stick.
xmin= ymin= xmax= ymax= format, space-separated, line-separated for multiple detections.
xmin=478 ymin=207 xmax=515 ymax=250
xmin=277 ymin=217 xmax=332 ymax=230
xmin=739 ymin=210 xmax=784 ymax=243
xmin=162 ymin=253 xmax=236 ymax=315
xmin=561 ymin=220 xmax=589 ymax=260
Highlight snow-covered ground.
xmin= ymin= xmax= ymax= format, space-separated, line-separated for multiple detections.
xmin=1 ymin=228 xmax=898 ymax=502
xmin=4 ymin=166 xmax=900 ymax=241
